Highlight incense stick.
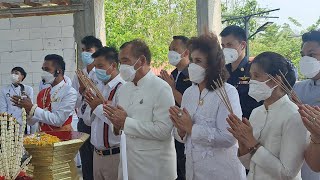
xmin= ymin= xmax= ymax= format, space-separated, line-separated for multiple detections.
xmin=267 ymin=72 xmax=302 ymax=104
xmin=75 ymin=70 xmax=104 ymax=100
xmin=212 ymin=77 xmax=233 ymax=114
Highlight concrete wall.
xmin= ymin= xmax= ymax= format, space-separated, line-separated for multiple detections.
xmin=0 ymin=14 xmax=76 ymax=97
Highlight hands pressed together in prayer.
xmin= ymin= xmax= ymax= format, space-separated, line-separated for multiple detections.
xmin=84 ymin=89 xmax=103 ymax=111
xmin=169 ymin=106 xmax=193 ymax=138
xmin=160 ymin=70 xmax=175 ymax=88
xmin=298 ymin=104 xmax=320 ymax=143
xmin=10 ymin=95 xmax=33 ymax=114
xmin=226 ymin=114 xmax=259 ymax=155
xmin=104 ymin=104 xmax=127 ymax=132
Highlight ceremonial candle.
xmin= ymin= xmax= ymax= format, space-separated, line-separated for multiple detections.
xmin=120 ymin=131 xmax=128 ymax=180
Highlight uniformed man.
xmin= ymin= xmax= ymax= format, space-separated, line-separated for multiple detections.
xmin=220 ymin=25 xmax=262 ymax=119
xmin=160 ymin=35 xmax=192 ymax=180
xmin=0 ymin=67 xmax=35 ymax=134
xmin=11 ymin=54 xmax=77 ymax=132
xmin=72 ymin=36 xmax=103 ymax=180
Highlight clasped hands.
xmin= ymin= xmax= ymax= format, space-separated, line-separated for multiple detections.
xmin=83 ymin=89 xmax=127 ymax=131
xmin=298 ymin=104 xmax=320 ymax=143
xmin=11 ymin=95 xmax=33 ymax=114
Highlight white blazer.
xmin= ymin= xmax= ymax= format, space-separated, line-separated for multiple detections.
xmin=116 ymin=71 xmax=177 ymax=180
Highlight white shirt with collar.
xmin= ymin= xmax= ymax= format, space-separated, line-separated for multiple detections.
xmin=239 ymin=95 xmax=308 ymax=180
xmin=82 ymin=74 xmax=125 ymax=150
xmin=72 ymin=67 xmax=103 ymax=119
xmin=0 ymin=84 xmax=34 ymax=127
xmin=28 ymin=80 xmax=77 ymax=127
xmin=116 ymin=70 xmax=177 ymax=180
xmin=173 ymin=83 xmax=246 ymax=180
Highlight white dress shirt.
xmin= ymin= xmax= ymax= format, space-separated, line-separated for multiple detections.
xmin=83 ymin=74 xmax=125 ymax=150
xmin=116 ymin=71 xmax=177 ymax=180
xmin=0 ymin=84 xmax=35 ymax=133
xmin=174 ymin=83 xmax=246 ymax=180
xmin=239 ymin=95 xmax=308 ymax=180
xmin=72 ymin=67 xmax=103 ymax=119
xmin=39 ymin=75 xmax=72 ymax=91
xmin=29 ymin=80 xmax=77 ymax=127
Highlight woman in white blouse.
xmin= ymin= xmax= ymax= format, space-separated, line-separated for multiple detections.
xmin=169 ymin=33 xmax=246 ymax=180
xmin=227 ymin=52 xmax=308 ymax=180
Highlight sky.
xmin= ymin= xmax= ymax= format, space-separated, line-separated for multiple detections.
xmin=256 ymin=0 xmax=319 ymax=30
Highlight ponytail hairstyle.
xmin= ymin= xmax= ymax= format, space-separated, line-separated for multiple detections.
xmin=251 ymin=52 xmax=296 ymax=91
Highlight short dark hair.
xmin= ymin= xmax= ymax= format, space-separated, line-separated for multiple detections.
xmin=252 ymin=52 xmax=296 ymax=89
xmin=173 ymin=35 xmax=189 ymax=48
xmin=81 ymin=36 xmax=103 ymax=50
xmin=44 ymin=54 xmax=66 ymax=74
xmin=302 ymin=30 xmax=320 ymax=46
xmin=120 ymin=39 xmax=152 ymax=64
xmin=11 ymin=67 xmax=27 ymax=81
xmin=92 ymin=46 xmax=119 ymax=65
xmin=220 ymin=25 xmax=247 ymax=42
xmin=188 ymin=33 xmax=229 ymax=91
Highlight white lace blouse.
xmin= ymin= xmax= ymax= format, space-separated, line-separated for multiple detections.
xmin=174 ymin=83 xmax=246 ymax=180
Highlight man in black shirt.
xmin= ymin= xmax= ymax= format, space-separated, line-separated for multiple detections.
xmin=220 ymin=25 xmax=262 ymax=119
xmin=161 ymin=36 xmax=192 ymax=180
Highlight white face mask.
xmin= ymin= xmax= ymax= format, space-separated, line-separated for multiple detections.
xmin=188 ymin=63 xmax=206 ymax=84
xmin=10 ymin=74 xmax=20 ymax=84
xmin=168 ymin=50 xmax=184 ymax=66
xmin=248 ymin=79 xmax=277 ymax=102
xmin=299 ymin=56 xmax=320 ymax=78
xmin=119 ymin=58 xmax=141 ymax=82
xmin=223 ymin=48 xmax=239 ymax=64
xmin=41 ymin=71 xmax=55 ymax=84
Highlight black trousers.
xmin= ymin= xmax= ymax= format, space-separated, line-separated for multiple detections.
xmin=175 ymin=140 xmax=186 ymax=180
xmin=78 ymin=118 xmax=94 ymax=180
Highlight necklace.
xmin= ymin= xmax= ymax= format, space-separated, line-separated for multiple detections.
xmin=51 ymin=83 xmax=65 ymax=102
xmin=10 ymin=84 xmax=20 ymax=96
xmin=198 ymin=90 xmax=209 ymax=106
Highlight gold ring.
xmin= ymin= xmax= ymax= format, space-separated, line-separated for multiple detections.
xmin=310 ymin=117 xmax=316 ymax=123
xmin=91 ymin=96 xmax=94 ymax=100
xmin=112 ymin=113 xmax=114 ymax=116
xmin=177 ymin=111 xmax=183 ymax=118
xmin=18 ymin=99 xmax=21 ymax=102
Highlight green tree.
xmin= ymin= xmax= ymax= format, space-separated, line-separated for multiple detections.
xmin=105 ymin=0 xmax=197 ymax=68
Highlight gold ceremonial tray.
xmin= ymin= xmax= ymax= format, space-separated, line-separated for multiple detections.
xmin=24 ymin=131 xmax=89 ymax=180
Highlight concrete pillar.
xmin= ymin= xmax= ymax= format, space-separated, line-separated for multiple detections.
xmin=196 ymin=0 xmax=222 ymax=36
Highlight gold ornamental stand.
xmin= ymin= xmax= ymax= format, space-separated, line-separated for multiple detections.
xmin=24 ymin=131 xmax=89 ymax=180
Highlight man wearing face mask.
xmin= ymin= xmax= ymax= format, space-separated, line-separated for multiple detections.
xmin=104 ymin=39 xmax=177 ymax=180
xmin=11 ymin=54 xmax=77 ymax=132
xmin=160 ymin=35 xmax=192 ymax=180
xmin=71 ymin=36 xmax=103 ymax=180
xmin=294 ymin=30 xmax=320 ymax=180
xmin=81 ymin=47 xmax=124 ymax=180
xmin=220 ymin=25 xmax=263 ymax=119
xmin=0 ymin=67 xmax=35 ymax=134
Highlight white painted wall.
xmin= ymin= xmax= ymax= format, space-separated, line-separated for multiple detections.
xmin=0 ymin=14 xmax=76 ymax=97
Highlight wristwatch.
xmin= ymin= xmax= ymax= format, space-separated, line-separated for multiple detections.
xmin=249 ymin=142 xmax=261 ymax=155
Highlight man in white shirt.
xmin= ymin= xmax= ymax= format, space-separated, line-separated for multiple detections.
xmin=104 ymin=39 xmax=177 ymax=180
xmin=11 ymin=54 xmax=77 ymax=132
xmin=82 ymin=47 xmax=124 ymax=180
xmin=0 ymin=67 xmax=35 ymax=134
xmin=72 ymin=36 xmax=103 ymax=180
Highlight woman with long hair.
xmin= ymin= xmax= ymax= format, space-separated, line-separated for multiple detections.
xmin=169 ymin=33 xmax=246 ymax=180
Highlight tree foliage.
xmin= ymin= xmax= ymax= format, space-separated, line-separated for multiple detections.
xmin=105 ymin=0 xmax=197 ymax=67
xmin=105 ymin=0 xmax=319 ymax=74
